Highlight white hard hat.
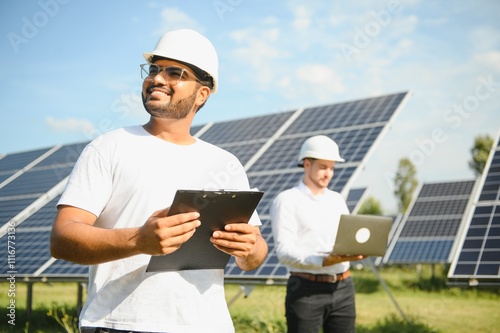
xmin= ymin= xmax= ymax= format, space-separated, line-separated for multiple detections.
xmin=143 ymin=29 xmax=219 ymax=93
xmin=298 ymin=135 xmax=345 ymax=166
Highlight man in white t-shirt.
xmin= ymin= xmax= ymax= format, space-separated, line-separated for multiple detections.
xmin=270 ymin=135 xmax=364 ymax=333
xmin=50 ymin=29 xmax=268 ymax=333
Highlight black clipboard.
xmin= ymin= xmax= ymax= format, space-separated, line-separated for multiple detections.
xmin=146 ymin=189 xmax=264 ymax=272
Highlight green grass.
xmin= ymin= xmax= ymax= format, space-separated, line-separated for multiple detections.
xmin=1 ymin=265 xmax=499 ymax=332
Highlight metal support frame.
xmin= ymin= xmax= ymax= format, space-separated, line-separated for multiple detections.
xmin=363 ymin=259 xmax=408 ymax=322
xmin=227 ymin=261 xmax=408 ymax=324
xmin=26 ymin=282 xmax=33 ymax=320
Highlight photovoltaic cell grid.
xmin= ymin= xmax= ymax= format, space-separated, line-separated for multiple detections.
xmin=198 ymin=112 xmax=294 ymax=145
xmin=282 ymin=93 xmax=404 ymax=135
xmin=346 ymin=188 xmax=368 ymax=213
xmin=2 ymin=197 xmax=57 ymax=276
xmin=449 ymin=133 xmax=500 ymax=283
xmin=196 ymin=112 xmax=295 ymax=167
xmin=0 ymin=91 xmax=410 ymax=282
xmin=224 ymin=92 xmax=410 ymax=282
xmin=383 ymin=180 xmax=475 ymax=264
xmin=0 ymin=143 xmax=88 ymax=279
xmin=0 ymin=147 xmax=54 ymax=226
xmin=0 ymin=143 xmax=87 ymax=226
xmin=0 ymin=148 xmax=51 ymax=199
xmin=0 ymin=147 xmax=51 ymax=174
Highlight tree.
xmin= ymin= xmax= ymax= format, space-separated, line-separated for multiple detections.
xmin=394 ymin=158 xmax=418 ymax=213
xmin=469 ymin=134 xmax=494 ymax=177
xmin=358 ymin=196 xmax=383 ymax=215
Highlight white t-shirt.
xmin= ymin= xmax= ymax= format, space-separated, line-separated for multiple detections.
xmin=270 ymin=181 xmax=350 ymax=275
xmin=58 ymin=125 xmax=261 ymax=333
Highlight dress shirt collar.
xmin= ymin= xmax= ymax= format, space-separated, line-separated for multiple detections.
xmin=297 ymin=181 xmax=329 ymax=201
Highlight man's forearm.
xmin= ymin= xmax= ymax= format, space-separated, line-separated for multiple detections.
xmin=236 ymin=234 xmax=268 ymax=271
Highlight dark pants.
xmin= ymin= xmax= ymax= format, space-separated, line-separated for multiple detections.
xmin=285 ymin=276 xmax=356 ymax=333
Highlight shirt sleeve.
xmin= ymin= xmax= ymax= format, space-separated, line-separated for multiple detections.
xmin=270 ymin=192 xmax=324 ymax=269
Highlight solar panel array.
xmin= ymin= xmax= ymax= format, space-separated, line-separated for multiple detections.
xmin=0 ymin=91 xmax=411 ymax=283
xmin=448 ymin=132 xmax=500 ymax=285
xmin=0 ymin=143 xmax=88 ymax=280
xmin=382 ymin=180 xmax=476 ymax=264
xmin=221 ymin=92 xmax=410 ymax=283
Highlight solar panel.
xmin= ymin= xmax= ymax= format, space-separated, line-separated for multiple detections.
xmin=198 ymin=112 xmax=293 ymax=145
xmin=346 ymin=188 xmax=368 ymax=213
xmin=35 ymin=142 xmax=88 ymax=167
xmin=0 ymin=143 xmax=88 ymax=282
xmin=0 ymin=91 xmax=411 ymax=283
xmin=196 ymin=112 xmax=295 ymax=168
xmin=224 ymin=92 xmax=411 ymax=283
xmin=448 ymin=131 xmax=500 ymax=286
xmin=190 ymin=124 xmax=205 ymax=136
xmin=282 ymin=93 xmax=405 ymax=134
xmin=383 ymin=180 xmax=476 ymax=264
xmin=15 ymin=196 xmax=89 ymax=278
xmin=0 ymin=143 xmax=87 ymax=236
xmin=220 ymin=142 xmax=267 ymax=167
xmin=0 ymin=147 xmax=52 ymax=174
xmin=1 ymin=196 xmax=55 ymax=276
xmin=0 ymin=198 xmax=37 ymax=225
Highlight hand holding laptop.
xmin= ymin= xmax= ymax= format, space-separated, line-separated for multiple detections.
xmin=323 ymin=253 xmax=365 ymax=266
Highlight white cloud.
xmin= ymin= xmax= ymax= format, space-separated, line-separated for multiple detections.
xmin=46 ymin=116 xmax=95 ymax=135
xmin=263 ymin=16 xmax=279 ymax=25
xmin=292 ymin=6 xmax=312 ymax=31
xmin=295 ymin=64 xmax=345 ymax=99
xmin=388 ymin=38 xmax=415 ymax=61
xmin=156 ymin=7 xmax=203 ymax=35
xmin=472 ymin=51 xmax=500 ymax=73
xmin=387 ymin=14 xmax=419 ymax=38
xmin=468 ymin=26 xmax=500 ymax=53
xmin=230 ymin=28 xmax=287 ymax=85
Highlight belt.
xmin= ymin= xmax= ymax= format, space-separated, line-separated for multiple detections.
xmin=81 ymin=328 xmax=154 ymax=333
xmin=290 ymin=270 xmax=350 ymax=283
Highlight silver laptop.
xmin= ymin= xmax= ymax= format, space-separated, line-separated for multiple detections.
xmin=332 ymin=214 xmax=392 ymax=257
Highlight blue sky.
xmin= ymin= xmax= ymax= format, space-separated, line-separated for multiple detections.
xmin=1 ymin=0 xmax=499 ymax=213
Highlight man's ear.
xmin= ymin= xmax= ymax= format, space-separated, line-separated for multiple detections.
xmin=195 ymin=86 xmax=211 ymax=106
xmin=303 ymin=158 xmax=311 ymax=169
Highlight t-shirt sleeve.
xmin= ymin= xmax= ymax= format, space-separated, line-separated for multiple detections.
xmin=57 ymin=143 xmax=112 ymax=217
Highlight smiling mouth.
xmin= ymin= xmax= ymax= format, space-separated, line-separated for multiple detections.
xmin=147 ymin=85 xmax=172 ymax=98
xmin=150 ymin=90 xmax=168 ymax=97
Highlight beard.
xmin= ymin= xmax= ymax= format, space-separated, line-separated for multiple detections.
xmin=142 ymin=88 xmax=197 ymax=120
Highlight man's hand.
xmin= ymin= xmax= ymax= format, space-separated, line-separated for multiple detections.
xmin=51 ymin=205 xmax=201 ymax=264
xmin=135 ymin=208 xmax=201 ymax=256
xmin=322 ymin=253 xmax=365 ymax=267
xmin=210 ymin=223 xmax=257 ymax=258
xmin=210 ymin=223 xmax=268 ymax=271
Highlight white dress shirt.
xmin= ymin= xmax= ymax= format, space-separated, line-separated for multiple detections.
xmin=270 ymin=181 xmax=350 ymax=275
